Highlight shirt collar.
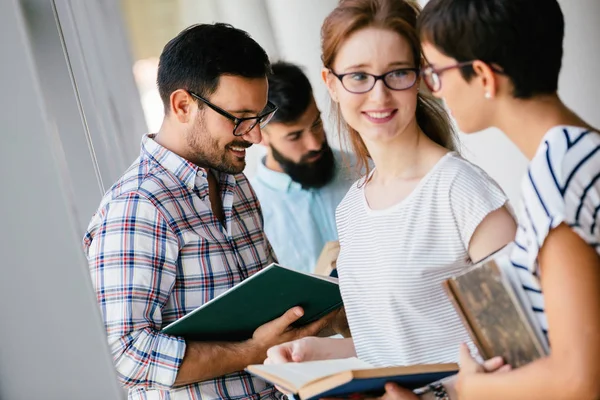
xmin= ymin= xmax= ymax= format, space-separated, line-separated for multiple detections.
xmin=141 ymin=134 xmax=207 ymax=191
xmin=255 ymin=156 xmax=304 ymax=192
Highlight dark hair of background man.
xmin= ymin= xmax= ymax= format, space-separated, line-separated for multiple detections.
xmin=268 ymin=61 xmax=313 ymax=124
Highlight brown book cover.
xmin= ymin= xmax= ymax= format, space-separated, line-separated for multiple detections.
xmin=443 ymin=245 xmax=548 ymax=368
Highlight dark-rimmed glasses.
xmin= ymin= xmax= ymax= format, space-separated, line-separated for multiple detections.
xmin=188 ymin=91 xmax=278 ymax=136
xmin=422 ymin=61 xmax=505 ymax=93
xmin=329 ymin=68 xmax=420 ymax=94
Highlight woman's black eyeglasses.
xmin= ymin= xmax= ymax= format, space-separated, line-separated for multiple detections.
xmin=188 ymin=91 xmax=278 ymax=136
xmin=329 ymin=68 xmax=419 ymax=94
xmin=421 ymin=61 xmax=505 ymax=92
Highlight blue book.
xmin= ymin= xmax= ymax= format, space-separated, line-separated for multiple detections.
xmin=246 ymin=357 xmax=457 ymax=400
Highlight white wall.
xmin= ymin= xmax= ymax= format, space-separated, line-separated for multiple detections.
xmin=0 ymin=0 xmax=127 ymax=398
xmin=558 ymin=0 xmax=600 ymax=128
xmin=265 ymin=0 xmax=340 ymax=141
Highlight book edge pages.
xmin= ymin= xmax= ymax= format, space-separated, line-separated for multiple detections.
xmin=245 ymin=365 xmax=299 ymax=393
xmin=351 ymin=363 xmax=459 ymax=378
xmin=298 ymin=370 xmax=355 ymax=400
xmin=276 ymin=262 xmax=339 ymax=284
xmin=298 ymin=363 xmax=458 ymax=400
xmin=248 ymin=358 xmax=371 ymax=396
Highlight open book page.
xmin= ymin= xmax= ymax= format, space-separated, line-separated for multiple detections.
xmin=247 ymin=357 xmax=373 ymax=392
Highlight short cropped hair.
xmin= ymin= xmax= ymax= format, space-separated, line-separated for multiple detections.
xmin=418 ymin=0 xmax=565 ymax=98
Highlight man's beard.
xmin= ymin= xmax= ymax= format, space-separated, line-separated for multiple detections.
xmin=186 ymin=116 xmax=250 ymax=175
xmin=270 ymin=142 xmax=336 ymax=189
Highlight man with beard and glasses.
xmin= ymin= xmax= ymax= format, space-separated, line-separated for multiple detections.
xmin=82 ymin=25 xmax=338 ymax=400
xmin=251 ymin=62 xmax=356 ymax=274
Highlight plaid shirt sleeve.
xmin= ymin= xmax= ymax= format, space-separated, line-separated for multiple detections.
xmin=264 ymin=236 xmax=278 ymax=265
xmin=86 ymin=192 xmax=185 ymax=390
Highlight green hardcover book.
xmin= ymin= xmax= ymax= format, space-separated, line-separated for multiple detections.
xmin=162 ymin=263 xmax=343 ymax=341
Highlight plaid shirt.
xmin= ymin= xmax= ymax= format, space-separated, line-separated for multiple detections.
xmin=84 ymin=134 xmax=280 ymax=400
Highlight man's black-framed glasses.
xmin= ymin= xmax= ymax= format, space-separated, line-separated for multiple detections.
xmin=188 ymin=90 xmax=278 ymax=136
xmin=329 ymin=68 xmax=419 ymax=94
xmin=421 ymin=61 xmax=505 ymax=93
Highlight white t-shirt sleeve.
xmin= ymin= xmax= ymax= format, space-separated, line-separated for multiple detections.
xmin=448 ymin=162 xmax=509 ymax=250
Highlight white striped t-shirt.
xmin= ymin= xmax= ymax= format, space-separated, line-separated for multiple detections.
xmin=335 ymin=152 xmax=508 ymax=366
xmin=510 ymin=126 xmax=600 ymax=341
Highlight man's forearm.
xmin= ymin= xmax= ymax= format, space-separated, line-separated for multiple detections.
xmin=174 ymin=339 xmax=262 ymax=387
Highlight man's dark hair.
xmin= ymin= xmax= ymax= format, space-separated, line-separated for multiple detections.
xmin=267 ymin=62 xmax=313 ymax=124
xmin=157 ymin=23 xmax=271 ymax=113
xmin=418 ymin=0 xmax=565 ymax=98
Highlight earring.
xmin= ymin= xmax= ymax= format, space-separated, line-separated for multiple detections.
xmin=484 ymin=92 xmax=492 ymax=99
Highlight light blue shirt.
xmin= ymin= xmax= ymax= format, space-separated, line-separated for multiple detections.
xmin=250 ymin=150 xmax=355 ymax=274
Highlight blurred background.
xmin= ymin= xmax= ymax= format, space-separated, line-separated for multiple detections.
xmin=1 ymin=0 xmax=598 ymax=399
xmin=120 ymin=0 xmax=600 ymax=205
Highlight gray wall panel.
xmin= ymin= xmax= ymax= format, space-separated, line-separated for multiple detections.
xmin=0 ymin=0 xmax=124 ymax=398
